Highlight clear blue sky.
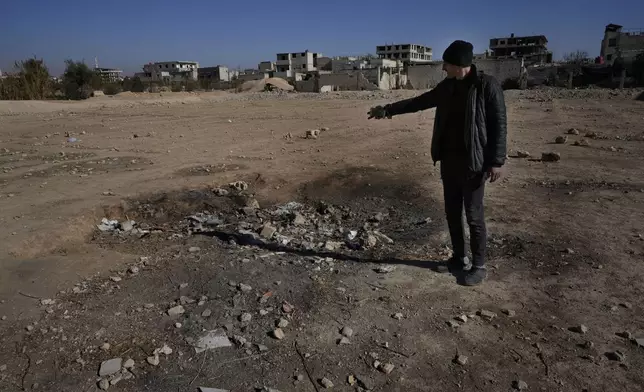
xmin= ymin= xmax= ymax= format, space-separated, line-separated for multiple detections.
xmin=1 ymin=0 xmax=643 ymax=76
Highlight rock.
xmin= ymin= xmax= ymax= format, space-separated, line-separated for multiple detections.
xmin=567 ymin=128 xmax=580 ymax=135
xmin=371 ymin=212 xmax=385 ymax=222
xmin=128 ymin=266 xmax=139 ymax=274
xmin=110 ymin=374 xmax=123 ymax=386
xmin=292 ymin=213 xmax=307 ymax=226
xmin=98 ymin=358 xmax=122 ymax=377
xmin=513 ymin=380 xmax=528 ymax=390
xmin=338 ymin=337 xmax=351 ymax=345
xmin=569 ymin=324 xmax=589 ymax=334
xmin=238 ymin=283 xmax=252 ymax=292
xmin=319 ymin=377 xmax=334 ymax=388
xmin=619 ymin=302 xmax=632 ymax=309
xmin=541 ymin=152 xmax=561 ymax=162
xmin=306 ymin=129 xmax=320 ymax=139
xmin=477 ymin=309 xmax=497 ymax=320
xmin=347 ymin=375 xmax=356 ymax=386
xmin=213 ymin=188 xmax=229 ymax=196
xmin=634 ymin=338 xmax=644 ymax=348
xmin=167 ymin=305 xmax=185 ymax=317
xmin=98 ymin=378 xmax=110 ymax=390
xmin=40 ymin=299 xmax=55 ymax=306
xmin=379 ymin=363 xmax=395 ymax=374
xmin=454 ymin=354 xmax=468 ymax=366
xmin=516 ymin=150 xmax=531 ymax=158
xmin=555 ymin=135 xmax=568 ymax=144
xmin=447 ymin=320 xmax=461 ymax=329
xmin=606 ymin=350 xmax=626 ymax=362
xmin=362 ymin=234 xmax=378 ymax=248
xmin=146 ymin=355 xmax=160 ymax=366
xmin=239 ymin=313 xmax=252 ymax=322
xmin=110 ymin=276 xmax=122 ymax=282
xmin=341 ymin=326 xmax=354 ymax=338
xmin=155 ymin=344 xmax=173 ymax=355
xmin=26 ymin=325 xmax=34 ymax=332
xmin=272 ymin=328 xmax=285 ymax=340
xmin=0 ymin=364 xmax=6 ymax=372
xmin=120 ymin=220 xmax=134 ymax=232
xmin=193 ymin=329 xmax=233 ymax=353
xmin=276 ymin=318 xmax=289 ymax=328
xmin=373 ymin=231 xmax=394 ymax=244
xmin=123 ymin=359 xmax=135 ymax=369
xmin=502 ymin=309 xmax=516 ymax=317
xmin=455 ymin=315 xmax=468 ymax=323
xmin=573 ymin=139 xmax=590 ymax=147
xmin=228 ymin=181 xmax=248 ymax=191
xmin=260 ymin=224 xmax=277 ymax=239
xmin=585 ymin=131 xmax=598 ymax=138
xmin=392 ymin=313 xmax=404 ymax=320
xmin=257 ymin=344 xmax=269 ymax=352
xmin=282 ymin=302 xmax=295 ymax=313
xmin=582 ymin=341 xmax=594 ymax=349
xmin=202 ymin=309 xmax=212 ymax=317
xmin=100 ymin=342 xmax=111 ymax=351
xmin=175 ymin=322 xmax=182 ymax=328
xmin=188 ymin=246 xmax=201 ymax=253
xmin=324 ymin=241 xmax=343 ymax=251
xmin=375 ymin=265 xmax=396 ymax=274
xmin=232 ymin=335 xmax=247 ymax=346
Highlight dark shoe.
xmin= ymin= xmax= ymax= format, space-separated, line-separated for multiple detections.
xmin=463 ymin=267 xmax=487 ymax=286
xmin=447 ymin=256 xmax=472 ymax=273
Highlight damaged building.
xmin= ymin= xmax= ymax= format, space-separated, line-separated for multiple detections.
xmin=376 ymin=44 xmax=432 ymax=65
xmin=135 ymin=61 xmax=199 ymax=83
xmin=601 ymin=23 xmax=644 ymax=65
xmin=489 ymin=34 xmax=552 ymax=64
xmin=275 ymin=50 xmax=323 ymax=79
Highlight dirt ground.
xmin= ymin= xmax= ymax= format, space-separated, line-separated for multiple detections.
xmin=0 ymin=88 xmax=643 ymax=392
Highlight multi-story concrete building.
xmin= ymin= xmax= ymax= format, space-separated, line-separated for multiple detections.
xmin=489 ymin=34 xmax=552 ymax=64
xmin=601 ymin=23 xmax=644 ymax=65
xmin=258 ymin=61 xmax=275 ymax=72
xmin=197 ymin=65 xmax=231 ymax=82
xmin=376 ymin=44 xmax=432 ymax=64
xmin=135 ymin=61 xmax=199 ymax=82
xmin=275 ymin=50 xmax=322 ymax=79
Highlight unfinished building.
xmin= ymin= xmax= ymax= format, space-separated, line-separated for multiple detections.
xmin=601 ymin=23 xmax=644 ymax=65
xmin=135 ymin=61 xmax=199 ymax=83
xmin=275 ymin=50 xmax=322 ymax=79
xmin=197 ymin=66 xmax=231 ymax=82
xmin=489 ymin=34 xmax=552 ymax=64
xmin=376 ymin=44 xmax=432 ymax=65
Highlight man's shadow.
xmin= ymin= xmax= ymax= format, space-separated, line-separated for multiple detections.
xmin=201 ymin=229 xmax=468 ymax=284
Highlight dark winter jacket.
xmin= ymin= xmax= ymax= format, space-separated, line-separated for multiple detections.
xmin=384 ymin=65 xmax=507 ymax=173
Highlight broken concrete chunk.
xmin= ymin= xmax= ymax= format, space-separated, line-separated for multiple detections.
xmin=228 ymin=181 xmax=248 ymax=191
xmin=477 ymin=310 xmax=497 ymax=320
xmin=260 ymin=224 xmax=277 ymax=239
xmin=379 ymin=363 xmax=395 ymax=374
xmin=512 ymin=380 xmax=528 ymax=390
xmin=455 ymin=315 xmax=468 ymax=323
xmin=502 ymin=309 xmax=516 ymax=317
xmin=375 ymin=265 xmax=396 ymax=274
xmin=272 ymin=328 xmax=285 ymax=340
xmin=606 ymin=350 xmax=626 ymax=362
xmin=392 ymin=313 xmax=403 ymax=320
xmin=98 ymin=378 xmax=110 ymax=390
xmin=122 ymin=359 xmax=135 ymax=369
xmin=338 ymin=337 xmax=351 ymax=345
xmin=569 ymin=324 xmax=589 ymax=334
xmin=555 ymin=135 xmax=568 ymax=144
xmin=454 ymin=354 xmax=468 ymax=366
xmin=341 ymin=326 xmax=354 ymax=338
xmin=202 ymin=309 xmax=212 ymax=317
xmin=167 ymin=305 xmax=185 ymax=317
xmin=238 ymin=283 xmax=252 ymax=292
xmin=193 ymin=329 xmax=233 ymax=353
xmin=324 ymin=241 xmax=343 ymax=251
xmin=306 ymin=129 xmax=320 ymax=139
xmin=276 ymin=318 xmax=289 ymax=328
xmin=239 ymin=313 xmax=252 ymax=322
xmin=98 ymin=358 xmax=122 ymax=377
xmin=146 ymin=355 xmax=160 ymax=366
xmin=319 ymin=377 xmax=334 ymax=388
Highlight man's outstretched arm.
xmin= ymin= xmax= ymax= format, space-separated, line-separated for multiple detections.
xmin=368 ymin=82 xmax=445 ymax=119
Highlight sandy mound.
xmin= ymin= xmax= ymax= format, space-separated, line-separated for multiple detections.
xmin=240 ymin=77 xmax=294 ymax=93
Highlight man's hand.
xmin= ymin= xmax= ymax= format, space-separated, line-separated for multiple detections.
xmin=367 ymin=105 xmax=391 ymax=119
xmin=488 ymin=166 xmax=503 ymax=183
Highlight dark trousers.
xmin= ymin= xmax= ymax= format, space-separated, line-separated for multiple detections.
xmin=440 ymin=158 xmax=487 ymax=268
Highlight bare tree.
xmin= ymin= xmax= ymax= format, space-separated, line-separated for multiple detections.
xmin=563 ymin=50 xmax=590 ymax=64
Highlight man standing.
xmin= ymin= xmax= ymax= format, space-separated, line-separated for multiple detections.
xmin=368 ymin=40 xmax=507 ymax=286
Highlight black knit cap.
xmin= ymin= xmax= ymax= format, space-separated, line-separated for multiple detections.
xmin=442 ymin=40 xmax=474 ymax=67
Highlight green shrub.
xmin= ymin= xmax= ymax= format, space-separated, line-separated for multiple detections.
xmin=103 ymin=83 xmax=122 ymax=95
xmin=0 ymin=57 xmax=51 ymax=100
xmin=63 ymin=60 xmax=96 ymax=100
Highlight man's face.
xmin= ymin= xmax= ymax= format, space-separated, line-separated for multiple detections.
xmin=442 ymin=62 xmax=462 ymax=79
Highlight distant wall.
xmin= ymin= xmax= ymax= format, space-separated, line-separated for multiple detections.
xmin=295 ymin=73 xmax=378 ymax=92
xmin=407 ymin=59 xmax=523 ymax=89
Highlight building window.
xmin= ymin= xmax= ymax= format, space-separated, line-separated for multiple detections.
xmin=608 ymin=38 xmax=617 ymax=47
xmin=165 ymin=64 xmax=169 ymax=68
xmin=500 ymin=40 xmax=506 ymax=45
xmin=606 ymin=54 xmax=613 ymax=61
